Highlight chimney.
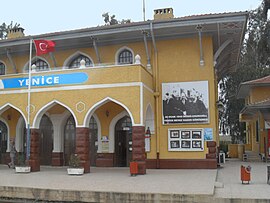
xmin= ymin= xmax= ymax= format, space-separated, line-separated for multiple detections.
xmin=7 ymin=27 xmax=25 ymax=39
xmin=154 ymin=8 xmax=174 ymax=20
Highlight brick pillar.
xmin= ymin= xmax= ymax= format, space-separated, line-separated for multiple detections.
xmin=76 ymin=127 xmax=90 ymax=173
xmin=132 ymin=126 xmax=146 ymax=175
xmin=52 ymin=152 xmax=64 ymax=166
xmin=206 ymin=141 xmax=217 ymax=159
xmin=29 ymin=129 xmax=40 ymax=172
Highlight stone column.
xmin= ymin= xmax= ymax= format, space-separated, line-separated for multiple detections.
xmin=29 ymin=129 xmax=40 ymax=172
xmin=50 ymin=115 xmax=64 ymax=166
xmin=132 ymin=126 xmax=146 ymax=175
xmin=76 ymin=127 xmax=90 ymax=173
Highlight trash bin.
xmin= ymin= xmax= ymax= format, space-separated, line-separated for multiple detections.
xmin=241 ymin=165 xmax=251 ymax=184
xmin=130 ymin=161 xmax=138 ymax=176
xmin=267 ymin=166 xmax=270 ymax=184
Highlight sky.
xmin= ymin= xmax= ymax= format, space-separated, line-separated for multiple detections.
xmin=1 ymin=0 xmax=262 ymax=36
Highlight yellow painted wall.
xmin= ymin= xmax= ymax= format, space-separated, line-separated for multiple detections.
xmin=156 ymin=37 xmax=217 ymax=159
xmin=228 ymin=144 xmax=239 ymax=158
xmin=143 ymin=86 xmax=156 ymax=159
xmin=241 ymin=83 xmax=270 ymax=156
xmin=47 ymin=105 xmax=67 ymax=115
xmin=0 ymin=87 xmax=142 ymax=126
xmin=0 ymin=65 xmax=150 ymax=89
xmin=250 ymin=87 xmax=270 ymax=104
xmin=249 ymin=114 xmax=267 ymax=154
xmin=1 ymin=109 xmax=21 ymax=139
xmin=250 ymin=120 xmax=259 ymax=152
xmin=29 ymin=86 xmax=141 ymax=126
xmin=95 ymin=102 xmax=124 ymax=137
xmin=259 ymin=113 xmax=266 ymax=154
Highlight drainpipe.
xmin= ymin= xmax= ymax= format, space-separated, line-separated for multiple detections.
xmin=150 ymin=22 xmax=160 ymax=168
xmin=142 ymin=30 xmax=151 ymax=70
xmin=196 ymin=25 xmax=204 ymax=67
xmin=92 ymin=37 xmax=101 ymax=64
xmin=6 ymin=49 xmax=17 ymax=73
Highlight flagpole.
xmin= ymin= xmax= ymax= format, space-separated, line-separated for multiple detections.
xmin=26 ymin=39 xmax=33 ymax=161
xmin=143 ymin=0 xmax=146 ymax=21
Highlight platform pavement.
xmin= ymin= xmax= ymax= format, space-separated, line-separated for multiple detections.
xmin=0 ymin=166 xmax=216 ymax=195
xmin=214 ymin=159 xmax=270 ymax=200
xmin=0 ymin=159 xmax=270 ymax=202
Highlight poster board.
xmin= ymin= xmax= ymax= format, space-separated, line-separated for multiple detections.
xmin=168 ymin=128 xmax=204 ymax=151
xmin=162 ymin=81 xmax=209 ymax=124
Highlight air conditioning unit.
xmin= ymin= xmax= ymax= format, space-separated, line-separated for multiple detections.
xmin=218 ymin=152 xmax=225 ymax=164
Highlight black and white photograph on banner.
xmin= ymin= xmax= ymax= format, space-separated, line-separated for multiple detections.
xmin=170 ymin=140 xmax=180 ymax=148
xmin=181 ymin=131 xmax=190 ymax=139
xmin=192 ymin=131 xmax=202 ymax=139
xmin=162 ymin=81 xmax=209 ymax=124
xmin=181 ymin=140 xmax=191 ymax=148
xmin=170 ymin=130 xmax=180 ymax=138
xmin=192 ymin=140 xmax=202 ymax=148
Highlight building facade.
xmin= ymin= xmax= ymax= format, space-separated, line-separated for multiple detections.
xmin=0 ymin=9 xmax=248 ymax=173
xmin=238 ymin=75 xmax=270 ymax=159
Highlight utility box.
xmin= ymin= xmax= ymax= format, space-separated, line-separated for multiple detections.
xmin=218 ymin=152 xmax=225 ymax=164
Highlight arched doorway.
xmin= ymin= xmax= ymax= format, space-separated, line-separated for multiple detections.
xmin=39 ymin=115 xmax=53 ymax=165
xmin=114 ymin=116 xmax=132 ymax=167
xmin=89 ymin=116 xmax=98 ymax=166
xmin=0 ymin=120 xmax=8 ymax=163
xmin=64 ymin=115 xmax=76 ymax=165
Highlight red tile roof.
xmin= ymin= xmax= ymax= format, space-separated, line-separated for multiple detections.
xmin=242 ymin=75 xmax=270 ymax=85
xmin=237 ymin=75 xmax=270 ymax=99
xmin=251 ymin=98 xmax=270 ymax=107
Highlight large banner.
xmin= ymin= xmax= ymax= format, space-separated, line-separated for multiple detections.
xmin=162 ymin=81 xmax=209 ymax=124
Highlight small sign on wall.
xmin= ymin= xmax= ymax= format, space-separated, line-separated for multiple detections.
xmin=145 ymin=137 xmax=150 ymax=152
xmin=101 ymin=136 xmax=109 ymax=152
xmin=265 ymin=121 xmax=270 ymax=129
xmin=204 ymin=128 xmax=213 ymax=141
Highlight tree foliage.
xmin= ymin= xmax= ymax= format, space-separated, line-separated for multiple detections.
xmin=219 ymin=0 xmax=270 ymax=143
xmin=102 ymin=12 xmax=131 ymax=25
xmin=0 ymin=21 xmax=21 ymax=40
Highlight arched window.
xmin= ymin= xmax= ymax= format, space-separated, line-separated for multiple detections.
xmin=64 ymin=116 xmax=76 ymax=165
xmin=69 ymin=55 xmax=92 ymax=69
xmin=39 ymin=115 xmax=53 ymax=165
xmin=118 ymin=49 xmax=133 ymax=64
xmin=25 ymin=58 xmax=49 ymax=72
xmin=34 ymin=59 xmax=49 ymax=72
xmin=0 ymin=62 xmax=5 ymax=75
xmin=118 ymin=116 xmax=132 ymax=129
xmin=89 ymin=116 xmax=98 ymax=166
xmin=0 ymin=120 xmax=8 ymax=154
xmin=89 ymin=116 xmax=98 ymax=131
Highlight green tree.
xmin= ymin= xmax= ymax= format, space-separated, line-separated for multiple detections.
xmin=0 ymin=21 xmax=21 ymax=39
xmin=219 ymin=0 xmax=270 ymax=143
xmin=102 ymin=12 xmax=131 ymax=25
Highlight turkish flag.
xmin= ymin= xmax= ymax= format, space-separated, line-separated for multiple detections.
xmin=34 ymin=40 xmax=55 ymax=56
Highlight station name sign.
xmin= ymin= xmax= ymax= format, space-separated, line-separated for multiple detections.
xmin=0 ymin=72 xmax=88 ymax=89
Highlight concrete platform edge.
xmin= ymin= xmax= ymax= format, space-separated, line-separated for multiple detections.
xmin=1 ymin=186 xmax=270 ymax=203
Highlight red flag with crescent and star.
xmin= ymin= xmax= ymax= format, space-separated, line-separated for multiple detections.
xmin=34 ymin=40 xmax=55 ymax=56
